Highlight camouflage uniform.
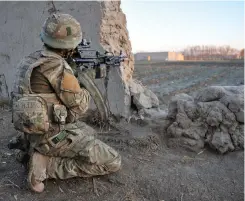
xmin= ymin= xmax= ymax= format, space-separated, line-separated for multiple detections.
xmin=12 ymin=14 xmax=121 ymax=193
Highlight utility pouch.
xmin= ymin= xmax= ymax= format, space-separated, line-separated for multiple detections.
xmin=12 ymin=96 xmax=49 ymax=134
xmin=53 ymin=104 xmax=67 ymax=125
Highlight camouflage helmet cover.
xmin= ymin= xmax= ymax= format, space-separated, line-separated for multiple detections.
xmin=40 ymin=13 xmax=82 ymax=49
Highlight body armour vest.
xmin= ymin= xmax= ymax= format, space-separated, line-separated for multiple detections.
xmin=12 ymin=49 xmax=73 ymax=135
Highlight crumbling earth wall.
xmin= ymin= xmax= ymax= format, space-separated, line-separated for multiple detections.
xmin=0 ymin=74 xmax=9 ymax=106
xmin=0 ymin=1 xmax=157 ymax=118
xmin=166 ymin=86 xmax=244 ymax=154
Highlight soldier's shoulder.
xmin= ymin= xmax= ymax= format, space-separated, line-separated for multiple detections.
xmin=25 ymin=50 xmax=43 ymax=59
xmin=17 ymin=50 xmax=42 ymax=67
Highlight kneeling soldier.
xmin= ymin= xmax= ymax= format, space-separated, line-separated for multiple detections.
xmin=11 ymin=13 xmax=121 ymax=193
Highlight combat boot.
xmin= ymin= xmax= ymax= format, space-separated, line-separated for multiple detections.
xmin=27 ymin=152 xmax=50 ymax=193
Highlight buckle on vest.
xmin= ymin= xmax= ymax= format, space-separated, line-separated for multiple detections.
xmin=48 ymin=130 xmax=68 ymax=147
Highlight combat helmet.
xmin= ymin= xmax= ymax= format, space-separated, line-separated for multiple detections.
xmin=40 ymin=13 xmax=82 ymax=49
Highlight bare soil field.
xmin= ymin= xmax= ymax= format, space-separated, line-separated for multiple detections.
xmin=0 ymin=61 xmax=244 ymax=201
xmin=134 ymin=61 xmax=244 ymax=109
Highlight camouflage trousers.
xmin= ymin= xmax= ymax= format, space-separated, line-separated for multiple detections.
xmin=28 ymin=121 xmax=121 ymax=179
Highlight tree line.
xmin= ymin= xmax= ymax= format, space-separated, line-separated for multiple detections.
xmin=182 ymin=45 xmax=243 ymax=60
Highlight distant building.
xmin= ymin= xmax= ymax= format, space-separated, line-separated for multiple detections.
xmin=134 ymin=52 xmax=184 ymax=61
xmin=168 ymin=52 xmax=184 ymax=61
xmin=134 ymin=52 xmax=168 ymax=61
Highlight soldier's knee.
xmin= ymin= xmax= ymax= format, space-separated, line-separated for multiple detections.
xmin=105 ymin=154 xmax=121 ymax=173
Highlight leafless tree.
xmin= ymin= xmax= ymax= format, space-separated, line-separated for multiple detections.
xmin=183 ymin=45 xmax=239 ymax=60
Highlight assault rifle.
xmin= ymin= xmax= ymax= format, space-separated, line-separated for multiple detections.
xmin=67 ymin=39 xmax=127 ymax=79
xmin=67 ymin=39 xmax=127 ymax=122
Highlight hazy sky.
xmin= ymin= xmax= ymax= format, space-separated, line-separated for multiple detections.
xmin=121 ymin=1 xmax=244 ymax=53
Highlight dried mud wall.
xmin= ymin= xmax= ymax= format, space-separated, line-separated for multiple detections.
xmin=100 ymin=1 xmax=134 ymax=81
xmin=0 ymin=1 xmax=136 ymax=117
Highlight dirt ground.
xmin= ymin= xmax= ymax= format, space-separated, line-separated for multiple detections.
xmin=0 ymin=61 xmax=244 ymax=201
xmin=134 ymin=61 xmax=244 ymax=109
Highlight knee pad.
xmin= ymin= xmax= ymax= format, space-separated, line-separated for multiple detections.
xmin=105 ymin=154 xmax=121 ymax=173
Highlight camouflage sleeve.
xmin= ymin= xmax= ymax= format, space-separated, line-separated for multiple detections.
xmin=39 ymin=58 xmax=91 ymax=122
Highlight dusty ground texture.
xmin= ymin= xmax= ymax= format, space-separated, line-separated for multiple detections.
xmin=0 ymin=61 xmax=244 ymax=201
xmin=134 ymin=61 xmax=244 ymax=110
